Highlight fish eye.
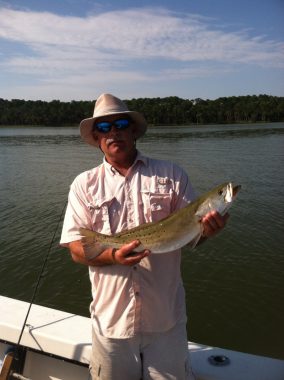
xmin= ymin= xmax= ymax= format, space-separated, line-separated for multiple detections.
xmin=218 ymin=190 xmax=223 ymax=196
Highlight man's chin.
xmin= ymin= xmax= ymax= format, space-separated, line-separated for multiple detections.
xmin=106 ymin=143 xmax=127 ymax=154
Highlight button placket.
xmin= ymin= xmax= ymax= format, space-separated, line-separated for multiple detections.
xmin=132 ymin=264 xmax=142 ymax=332
xmin=125 ymin=178 xmax=135 ymax=225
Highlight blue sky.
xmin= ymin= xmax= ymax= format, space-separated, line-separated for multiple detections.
xmin=0 ymin=0 xmax=283 ymax=101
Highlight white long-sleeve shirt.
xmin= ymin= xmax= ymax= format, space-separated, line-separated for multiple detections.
xmin=60 ymin=151 xmax=196 ymax=338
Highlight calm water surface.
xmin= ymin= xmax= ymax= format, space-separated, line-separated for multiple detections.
xmin=0 ymin=123 xmax=284 ymax=359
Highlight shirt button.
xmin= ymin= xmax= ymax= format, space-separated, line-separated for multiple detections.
xmin=135 ymin=291 xmax=140 ymax=296
xmin=133 ymin=266 xmax=137 ymax=270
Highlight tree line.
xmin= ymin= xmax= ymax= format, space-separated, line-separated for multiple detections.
xmin=0 ymin=94 xmax=283 ymax=126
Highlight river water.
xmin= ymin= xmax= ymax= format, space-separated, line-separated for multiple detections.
xmin=0 ymin=123 xmax=283 ymax=359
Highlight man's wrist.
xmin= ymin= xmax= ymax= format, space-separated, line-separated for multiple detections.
xmin=111 ymin=248 xmax=117 ymax=264
xmin=88 ymin=248 xmax=117 ymax=266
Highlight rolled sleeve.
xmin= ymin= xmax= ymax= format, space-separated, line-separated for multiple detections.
xmin=60 ymin=181 xmax=92 ymax=246
xmin=172 ymin=166 xmax=196 ymax=212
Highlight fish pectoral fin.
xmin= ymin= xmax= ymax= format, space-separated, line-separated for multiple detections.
xmin=189 ymin=232 xmax=202 ymax=249
xmin=188 ymin=223 xmax=203 ymax=249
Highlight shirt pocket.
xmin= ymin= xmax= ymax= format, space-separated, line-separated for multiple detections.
xmin=141 ymin=191 xmax=172 ymax=222
xmin=88 ymin=197 xmax=115 ymax=234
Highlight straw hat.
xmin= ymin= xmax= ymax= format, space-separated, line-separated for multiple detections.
xmin=80 ymin=93 xmax=147 ymax=147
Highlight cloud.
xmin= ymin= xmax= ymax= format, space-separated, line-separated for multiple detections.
xmin=0 ymin=6 xmax=283 ymax=99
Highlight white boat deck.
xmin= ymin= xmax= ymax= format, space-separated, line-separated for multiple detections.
xmin=0 ymin=295 xmax=91 ymax=364
xmin=1 ymin=295 xmax=284 ymax=380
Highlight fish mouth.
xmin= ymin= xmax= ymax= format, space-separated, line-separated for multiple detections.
xmin=224 ymin=183 xmax=241 ymax=203
xmin=233 ymin=184 xmax=241 ymax=198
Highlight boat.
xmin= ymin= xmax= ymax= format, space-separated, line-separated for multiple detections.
xmin=1 ymin=295 xmax=284 ymax=380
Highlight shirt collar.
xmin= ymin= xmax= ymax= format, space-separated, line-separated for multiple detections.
xmin=134 ymin=150 xmax=148 ymax=167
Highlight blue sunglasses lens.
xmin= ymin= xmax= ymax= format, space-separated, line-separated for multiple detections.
xmin=95 ymin=119 xmax=130 ymax=133
xmin=114 ymin=119 xmax=130 ymax=129
xmin=95 ymin=121 xmax=112 ymax=133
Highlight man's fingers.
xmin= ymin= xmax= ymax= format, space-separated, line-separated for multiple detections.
xmin=119 ymin=240 xmax=141 ymax=255
xmin=124 ymin=250 xmax=150 ymax=265
xmin=114 ymin=240 xmax=150 ymax=265
xmin=201 ymin=211 xmax=229 ymax=237
xmin=213 ymin=212 xmax=229 ymax=228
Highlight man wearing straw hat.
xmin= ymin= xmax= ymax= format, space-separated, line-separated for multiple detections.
xmin=60 ymin=94 xmax=228 ymax=380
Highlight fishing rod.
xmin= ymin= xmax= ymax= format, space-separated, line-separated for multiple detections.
xmin=3 ymin=201 xmax=67 ymax=380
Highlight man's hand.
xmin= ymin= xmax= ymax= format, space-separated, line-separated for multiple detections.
xmin=112 ymin=240 xmax=150 ymax=266
xmin=201 ymin=211 xmax=229 ymax=238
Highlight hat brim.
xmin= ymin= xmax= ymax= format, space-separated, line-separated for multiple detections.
xmin=80 ymin=110 xmax=147 ymax=147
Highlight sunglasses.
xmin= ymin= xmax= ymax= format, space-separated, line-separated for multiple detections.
xmin=94 ymin=118 xmax=131 ymax=134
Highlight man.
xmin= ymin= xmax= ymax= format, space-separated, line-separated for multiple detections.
xmin=60 ymin=93 xmax=228 ymax=380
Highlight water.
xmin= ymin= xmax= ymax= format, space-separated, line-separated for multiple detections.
xmin=0 ymin=123 xmax=284 ymax=359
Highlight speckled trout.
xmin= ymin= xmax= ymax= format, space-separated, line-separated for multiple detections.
xmin=80 ymin=182 xmax=241 ymax=256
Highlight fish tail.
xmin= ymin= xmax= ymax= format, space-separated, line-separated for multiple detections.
xmin=79 ymin=228 xmax=106 ymax=259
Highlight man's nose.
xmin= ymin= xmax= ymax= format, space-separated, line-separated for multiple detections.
xmin=108 ymin=125 xmax=120 ymax=134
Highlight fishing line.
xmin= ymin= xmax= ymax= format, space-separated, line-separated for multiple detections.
xmin=16 ymin=200 xmax=67 ymax=347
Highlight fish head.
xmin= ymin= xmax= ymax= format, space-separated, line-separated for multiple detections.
xmin=214 ymin=182 xmax=241 ymax=214
xmin=196 ymin=182 xmax=241 ymax=218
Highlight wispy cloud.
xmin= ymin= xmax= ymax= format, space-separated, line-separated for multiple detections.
xmin=0 ymin=6 xmax=283 ymax=99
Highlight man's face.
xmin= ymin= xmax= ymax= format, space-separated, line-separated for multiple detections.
xmin=92 ymin=114 xmax=136 ymax=158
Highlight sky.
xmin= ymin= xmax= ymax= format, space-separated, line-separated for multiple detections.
xmin=0 ymin=0 xmax=283 ymax=101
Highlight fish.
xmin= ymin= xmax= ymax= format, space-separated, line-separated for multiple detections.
xmin=80 ymin=182 xmax=241 ymax=257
